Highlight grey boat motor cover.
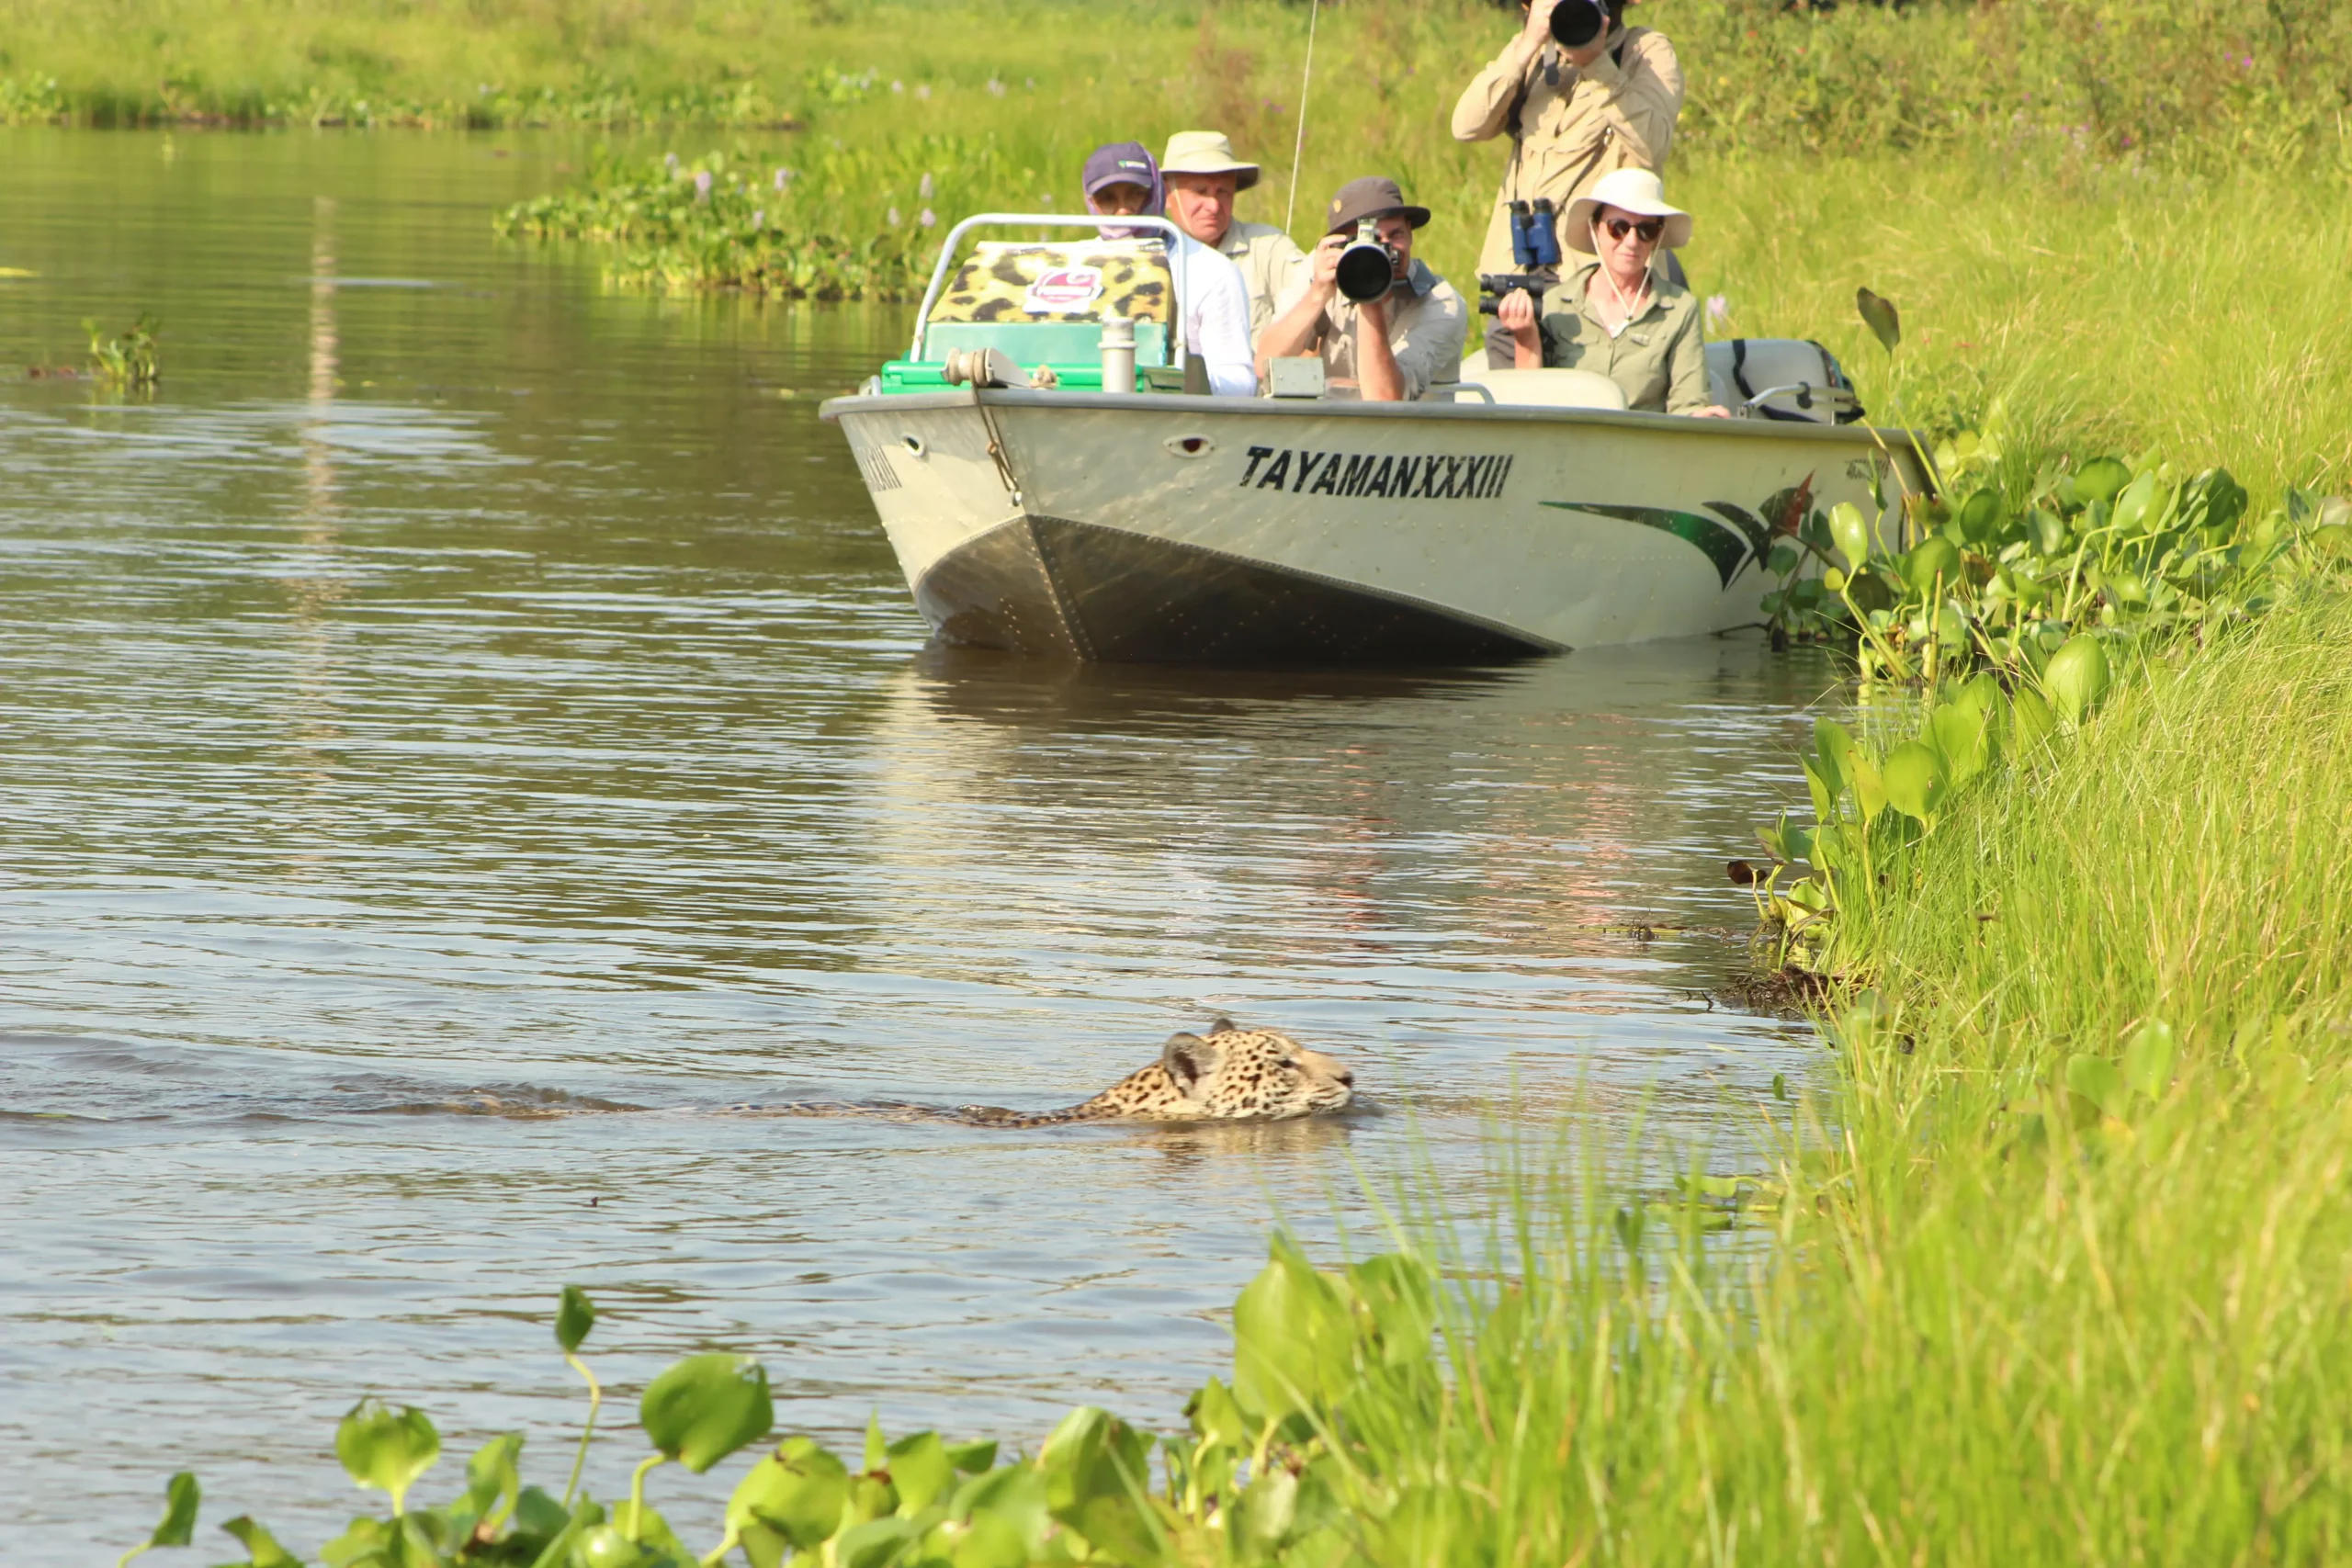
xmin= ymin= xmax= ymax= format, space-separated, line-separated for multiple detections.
xmin=1703 ymin=338 xmax=1865 ymax=424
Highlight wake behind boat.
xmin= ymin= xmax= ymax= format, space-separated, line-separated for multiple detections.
xmin=821 ymin=214 xmax=1935 ymax=664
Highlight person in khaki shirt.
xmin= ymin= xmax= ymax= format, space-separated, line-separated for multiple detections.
xmin=1495 ymin=168 xmax=1727 ymax=417
xmin=1254 ymin=176 xmax=1466 ymax=403
xmin=1454 ymin=0 xmax=1684 ymax=365
xmin=1159 ymin=130 xmax=1308 ymax=345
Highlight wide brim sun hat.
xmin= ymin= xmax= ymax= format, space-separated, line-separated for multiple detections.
xmin=1160 ymin=130 xmax=1261 ymax=192
xmin=1565 ymin=167 xmax=1693 ymax=254
xmin=1324 ymin=175 xmax=1431 ymax=235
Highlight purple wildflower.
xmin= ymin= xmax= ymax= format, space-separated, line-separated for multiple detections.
xmin=695 ymin=170 xmax=713 ymax=202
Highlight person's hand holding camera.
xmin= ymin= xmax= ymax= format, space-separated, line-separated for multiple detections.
xmin=1497 ymin=288 xmax=1542 ymax=368
xmin=1304 ymin=232 xmax=1349 ymax=303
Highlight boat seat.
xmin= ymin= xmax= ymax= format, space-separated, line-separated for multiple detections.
xmin=930 ymin=240 xmax=1173 ymax=326
xmin=1703 ymin=338 xmax=1865 ymax=423
xmin=1452 ymin=368 xmax=1628 ymax=411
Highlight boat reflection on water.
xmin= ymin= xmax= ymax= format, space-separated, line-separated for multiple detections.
xmin=843 ymin=632 xmax=1823 ymax=1131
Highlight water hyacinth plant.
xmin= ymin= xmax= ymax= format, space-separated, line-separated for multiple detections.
xmin=493 ymin=140 xmax=1054 ymax=300
xmin=1745 ymin=453 xmax=2351 ymax=964
xmin=134 ymin=1247 xmax=1458 ymax=1568
xmin=85 ymin=311 xmax=163 ymax=388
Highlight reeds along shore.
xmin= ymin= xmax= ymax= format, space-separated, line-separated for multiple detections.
xmin=1332 ymin=583 xmax=2352 ymax=1565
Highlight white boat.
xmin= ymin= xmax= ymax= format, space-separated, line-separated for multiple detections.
xmin=821 ymin=215 xmax=1933 ymax=664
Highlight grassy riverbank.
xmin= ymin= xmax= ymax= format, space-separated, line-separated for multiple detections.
xmin=6 ymin=0 xmax=2349 ymax=156
xmin=1316 ymin=585 xmax=2352 ymax=1563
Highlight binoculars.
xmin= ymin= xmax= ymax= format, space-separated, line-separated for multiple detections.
xmin=1334 ymin=220 xmax=1401 ymax=303
xmin=1548 ymin=0 xmax=1614 ymax=48
xmin=1509 ymin=199 xmax=1564 ymax=270
xmin=1476 ymin=274 xmax=1554 ymax=318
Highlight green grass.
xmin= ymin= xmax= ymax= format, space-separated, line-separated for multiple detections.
xmin=1307 ymin=586 xmax=2352 ymax=1564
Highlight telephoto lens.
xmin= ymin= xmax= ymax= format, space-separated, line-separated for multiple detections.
xmin=1334 ymin=220 xmax=1398 ymax=303
xmin=1547 ymin=0 xmax=1609 ymax=49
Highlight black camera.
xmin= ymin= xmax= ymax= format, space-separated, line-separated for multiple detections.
xmin=1333 ymin=220 xmax=1399 ymax=304
xmin=1547 ymin=0 xmax=1617 ymax=48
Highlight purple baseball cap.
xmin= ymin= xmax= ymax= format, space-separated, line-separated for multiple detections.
xmin=1080 ymin=141 xmax=1162 ymax=214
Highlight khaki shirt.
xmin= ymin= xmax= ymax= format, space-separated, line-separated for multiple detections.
xmin=1275 ymin=259 xmax=1468 ymax=403
xmin=1217 ymin=220 xmax=1310 ymax=343
xmin=1538 ymin=261 xmax=1709 ymax=414
xmin=1451 ymin=26 xmax=1684 ymax=276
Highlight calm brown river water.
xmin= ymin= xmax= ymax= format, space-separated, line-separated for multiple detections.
xmin=0 ymin=130 xmax=1833 ymax=1559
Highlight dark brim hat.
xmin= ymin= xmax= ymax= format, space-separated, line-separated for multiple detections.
xmin=1325 ymin=175 xmax=1430 ymax=235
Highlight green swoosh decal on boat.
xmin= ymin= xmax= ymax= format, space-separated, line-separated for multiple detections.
xmin=1543 ymin=502 xmax=1753 ymax=589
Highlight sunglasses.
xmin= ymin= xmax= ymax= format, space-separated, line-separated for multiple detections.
xmin=1600 ymin=217 xmax=1666 ymax=243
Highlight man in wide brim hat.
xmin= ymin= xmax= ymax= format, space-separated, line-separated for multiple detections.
xmin=1254 ymin=175 xmax=1465 ymax=403
xmin=1159 ymin=130 xmax=1307 ymax=343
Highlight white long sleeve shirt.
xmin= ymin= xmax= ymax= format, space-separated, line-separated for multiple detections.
xmin=1170 ymin=232 xmax=1259 ymax=398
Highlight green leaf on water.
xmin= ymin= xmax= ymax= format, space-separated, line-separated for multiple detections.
xmin=456 ymin=1433 xmax=524 ymax=1531
xmin=1828 ymin=501 xmax=1871 ymax=569
xmin=887 ymin=1430 xmax=956 ymax=1514
xmin=865 ymin=1412 xmax=888 ymax=1475
xmin=2065 ymin=1055 xmax=2130 ymax=1120
xmin=950 ymin=1463 xmax=1051 ymax=1562
xmin=556 ymin=1285 xmax=596 ymax=1354
xmin=1185 ymin=1376 xmax=1250 ymax=1448
xmin=336 ymin=1400 xmax=440 ymax=1510
xmin=2110 ymin=469 xmax=2163 ymax=535
xmin=1957 ymin=487 xmax=2005 ymax=545
xmin=1880 ymin=740 xmax=1946 ymax=827
xmin=639 ymin=1354 xmax=773 ymax=1473
xmin=1929 ymin=701 xmax=1989 ymax=787
xmin=144 ymin=1472 xmax=201 ymax=1549
xmin=1037 ymin=1407 xmax=1163 ymax=1566
xmin=1856 ymin=287 xmax=1901 ymax=353
xmin=1233 ymin=1238 xmax=1356 ymax=1420
xmin=833 ymin=1515 xmax=918 ymax=1568
xmin=945 ymin=1438 xmax=999 ymax=1474
xmin=1845 ymin=749 xmax=1888 ymax=824
xmin=2075 ymin=457 xmax=2132 ymax=508
xmin=2122 ymin=1020 xmax=2177 ymax=1100
xmin=218 ymin=1515 xmax=302 ymax=1567
xmin=2009 ymin=686 xmax=2057 ymax=755
xmin=1902 ymin=536 xmax=1962 ymax=593
xmin=729 ymin=1437 xmax=850 ymax=1550
xmin=2043 ymin=635 xmax=2112 ymax=726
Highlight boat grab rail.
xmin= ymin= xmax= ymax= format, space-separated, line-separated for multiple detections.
xmin=1737 ymin=381 xmax=1863 ymax=418
xmin=910 ymin=214 xmax=1192 ymax=372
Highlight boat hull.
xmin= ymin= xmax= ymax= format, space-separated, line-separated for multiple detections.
xmin=821 ymin=389 xmax=1929 ymax=664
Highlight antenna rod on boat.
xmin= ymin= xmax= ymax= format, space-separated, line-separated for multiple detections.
xmin=1283 ymin=0 xmax=1322 ymax=234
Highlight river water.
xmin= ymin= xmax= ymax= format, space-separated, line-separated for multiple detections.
xmin=0 ymin=130 xmax=1830 ymax=1558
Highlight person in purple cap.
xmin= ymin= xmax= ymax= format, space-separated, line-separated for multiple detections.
xmin=1080 ymin=141 xmax=1256 ymax=398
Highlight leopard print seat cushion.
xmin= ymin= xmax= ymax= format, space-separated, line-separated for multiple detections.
xmin=931 ymin=240 xmax=1173 ymax=326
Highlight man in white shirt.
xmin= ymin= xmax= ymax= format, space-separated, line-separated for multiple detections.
xmin=1081 ymin=141 xmax=1256 ymax=399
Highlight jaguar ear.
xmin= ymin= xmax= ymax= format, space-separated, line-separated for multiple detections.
xmin=1162 ymin=1032 xmax=1216 ymax=1096
xmin=1207 ymin=1016 xmax=1238 ymax=1035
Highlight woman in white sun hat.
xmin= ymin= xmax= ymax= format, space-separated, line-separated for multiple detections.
xmin=1493 ymin=166 xmax=1726 ymax=416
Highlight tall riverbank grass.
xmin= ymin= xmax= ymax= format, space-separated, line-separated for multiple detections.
xmin=7 ymin=0 xmax=2349 ymax=156
xmin=1322 ymin=589 xmax=2352 ymax=1563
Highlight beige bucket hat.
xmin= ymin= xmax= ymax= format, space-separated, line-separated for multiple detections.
xmin=1160 ymin=130 xmax=1261 ymax=192
xmin=1565 ymin=167 xmax=1693 ymax=254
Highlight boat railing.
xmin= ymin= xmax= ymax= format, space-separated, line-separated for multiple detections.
xmin=908 ymin=213 xmax=1191 ymax=368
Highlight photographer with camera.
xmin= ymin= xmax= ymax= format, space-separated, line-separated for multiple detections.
xmin=1252 ymin=176 xmax=1465 ymax=403
xmin=1453 ymin=0 xmax=1685 ymax=367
